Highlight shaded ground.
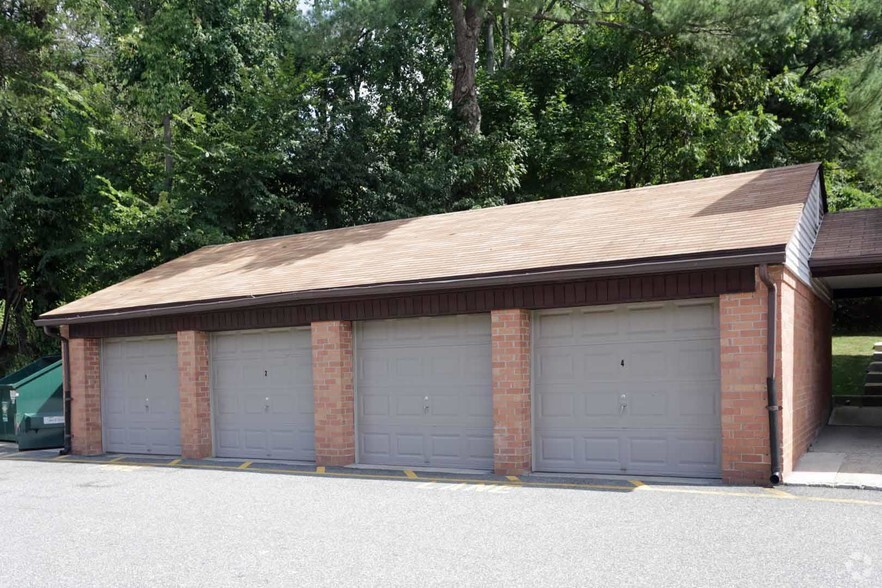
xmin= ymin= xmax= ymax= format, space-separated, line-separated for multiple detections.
xmin=832 ymin=334 xmax=881 ymax=396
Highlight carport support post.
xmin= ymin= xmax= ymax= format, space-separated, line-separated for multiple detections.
xmin=312 ymin=321 xmax=356 ymax=467
xmin=492 ymin=309 xmax=532 ymax=476
xmin=178 ymin=331 xmax=212 ymax=459
xmin=67 ymin=337 xmax=103 ymax=455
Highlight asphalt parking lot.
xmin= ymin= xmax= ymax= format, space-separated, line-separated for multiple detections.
xmin=2 ymin=448 xmax=881 ymax=587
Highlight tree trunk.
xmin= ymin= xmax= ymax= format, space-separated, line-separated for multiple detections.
xmin=163 ymin=113 xmax=173 ymax=193
xmin=486 ymin=15 xmax=495 ymax=74
xmin=449 ymin=0 xmax=485 ymax=136
xmin=0 ymin=258 xmax=22 ymax=353
xmin=502 ymin=0 xmax=511 ymax=68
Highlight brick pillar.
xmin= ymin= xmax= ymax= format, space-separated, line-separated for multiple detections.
xmin=312 ymin=321 xmax=355 ymax=466
xmin=67 ymin=337 xmax=103 ymax=455
xmin=492 ymin=309 xmax=532 ymax=476
xmin=178 ymin=331 xmax=212 ymax=459
xmin=720 ymin=267 xmax=782 ymax=485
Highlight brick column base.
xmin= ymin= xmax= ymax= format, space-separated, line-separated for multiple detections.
xmin=492 ymin=309 xmax=532 ymax=475
xmin=178 ymin=331 xmax=212 ymax=459
xmin=68 ymin=337 xmax=103 ymax=455
xmin=312 ymin=321 xmax=355 ymax=466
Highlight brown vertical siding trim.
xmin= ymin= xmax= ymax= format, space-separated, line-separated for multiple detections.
xmin=584 ymin=281 xmax=595 ymax=305
xmin=69 ymin=267 xmax=757 ymax=338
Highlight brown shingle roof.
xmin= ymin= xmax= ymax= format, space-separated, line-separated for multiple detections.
xmin=810 ymin=207 xmax=882 ymax=275
xmin=42 ymin=163 xmax=821 ymax=320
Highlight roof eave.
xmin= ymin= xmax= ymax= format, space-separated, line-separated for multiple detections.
xmin=36 ymin=247 xmax=786 ymax=327
xmin=809 ymin=254 xmax=882 ymax=277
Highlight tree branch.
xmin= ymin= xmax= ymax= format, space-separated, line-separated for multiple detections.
xmin=531 ymin=13 xmax=651 ymax=34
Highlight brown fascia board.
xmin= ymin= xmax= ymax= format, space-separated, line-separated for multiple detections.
xmin=36 ymin=245 xmax=785 ymax=327
xmin=809 ymin=254 xmax=882 ymax=277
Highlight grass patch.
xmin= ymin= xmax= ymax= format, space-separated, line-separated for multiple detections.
xmin=832 ymin=334 xmax=882 ymax=396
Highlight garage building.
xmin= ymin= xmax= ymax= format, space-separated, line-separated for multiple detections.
xmin=40 ymin=163 xmax=871 ymax=484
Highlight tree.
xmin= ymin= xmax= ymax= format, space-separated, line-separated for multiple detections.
xmin=449 ymin=0 xmax=486 ymax=138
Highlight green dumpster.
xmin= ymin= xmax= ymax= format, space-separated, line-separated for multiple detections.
xmin=0 ymin=356 xmax=64 ymax=450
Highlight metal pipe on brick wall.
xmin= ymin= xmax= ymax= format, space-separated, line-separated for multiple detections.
xmin=758 ymin=265 xmax=782 ymax=485
xmin=42 ymin=326 xmax=72 ymax=455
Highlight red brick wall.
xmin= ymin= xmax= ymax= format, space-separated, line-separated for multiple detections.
xmin=720 ymin=266 xmax=832 ymax=485
xmin=67 ymin=337 xmax=103 ymax=455
xmin=719 ymin=268 xmax=779 ymax=485
xmin=491 ymin=309 xmax=532 ymax=475
xmin=311 ymin=321 xmax=355 ymax=466
xmin=178 ymin=331 xmax=212 ymax=459
xmin=780 ymin=270 xmax=832 ymax=476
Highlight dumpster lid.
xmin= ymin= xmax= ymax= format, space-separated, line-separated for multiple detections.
xmin=0 ymin=358 xmax=62 ymax=391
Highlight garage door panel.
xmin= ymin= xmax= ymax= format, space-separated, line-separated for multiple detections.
xmin=538 ymin=435 xmax=577 ymax=466
xmin=535 ymin=300 xmax=721 ymax=478
xmin=430 ymin=356 xmax=459 ymax=377
xmin=627 ymin=345 xmax=667 ymax=377
xmin=675 ymin=434 xmax=721 ymax=468
xmin=580 ymin=308 xmax=618 ymax=339
xmin=582 ymin=350 xmax=620 ymax=377
xmin=583 ymin=390 xmax=620 ymax=418
xmin=675 ymin=342 xmax=719 ymax=377
xmin=584 ymin=436 xmax=622 ymax=468
xmin=395 ymin=357 xmax=423 ymax=377
xmin=125 ymin=398 xmax=148 ymax=416
xmin=536 ymin=311 xmax=575 ymax=342
xmin=464 ymin=353 xmax=490 ymax=378
xmin=539 ymin=391 xmax=574 ymax=418
xmin=627 ymin=389 xmax=669 ymax=418
xmin=395 ymin=395 xmax=424 ymax=417
xmin=678 ymin=383 xmax=720 ymax=419
xmin=357 ymin=315 xmax=493 ymax=470
xmin=396 ymin=434 xmax=424 ymax=458
xmin=627 ymin=436 xmax=668 ymax=468
xmin=360 ymin=394 xmax=389 ymax=417
xmin=361 ymin=432 xmax=392 ymax=458
xmin=103 ymin=336 xmax=180 ymax=455
xmin=536 ymin=351 xmax=575 ymax=383
xmin=212 ymin=328 xmax=314 ymax=461
xmin=465 ymin=395 xmax=492 ymax=418
xmin=217 ymin=430 xmax=241 ymax=453
xmin=268 ymin=430 xmax=298 ymax=453
xmin=673 ymin=300 xmax=719 ymax=333
xmin=626 ymin=305 xmax=667 ymax=335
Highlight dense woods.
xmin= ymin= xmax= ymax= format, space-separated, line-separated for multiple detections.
xmin=2 ymin=0 xmax=882 ymax=369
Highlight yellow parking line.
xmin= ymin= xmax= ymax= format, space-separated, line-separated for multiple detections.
xmin=167 ymin=459 xmax=181 ymax=466
xmin=629 ymin=480 xmax=645 ymax=488
xmin=19 ymin=455 xmax=882 ymax=507
xmin=506 ymin=475 xmax=520 ymax=482
xmin=763 ymin=487 xmax=795 ymax=499
xmin=53 ymin=454 xmax=68 ymax=460
xmin=238 ymin=461 xmax=253 ymax=470
xmin=109 ymin=456 xmax=126 ymax=463
xmin=316 ymin=466 xmax=326 ymax=474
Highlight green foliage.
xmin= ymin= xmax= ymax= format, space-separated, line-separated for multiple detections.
xmin=2 ymin=0 xmax=882 ymax=371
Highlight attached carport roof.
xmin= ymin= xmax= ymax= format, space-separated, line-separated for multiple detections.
xmin=39 ymin=163 xmax=823 ymax=325
xmin=810 ymin=207 xmax=882 ymax=297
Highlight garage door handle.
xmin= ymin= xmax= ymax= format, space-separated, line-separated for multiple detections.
xmin=265 ymin=397 xmax=270 ymax=412
xmin=145 ymin=398 xmax=150 ymax=412
xmin=424 ymin=396 xmax=429 ymax=414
